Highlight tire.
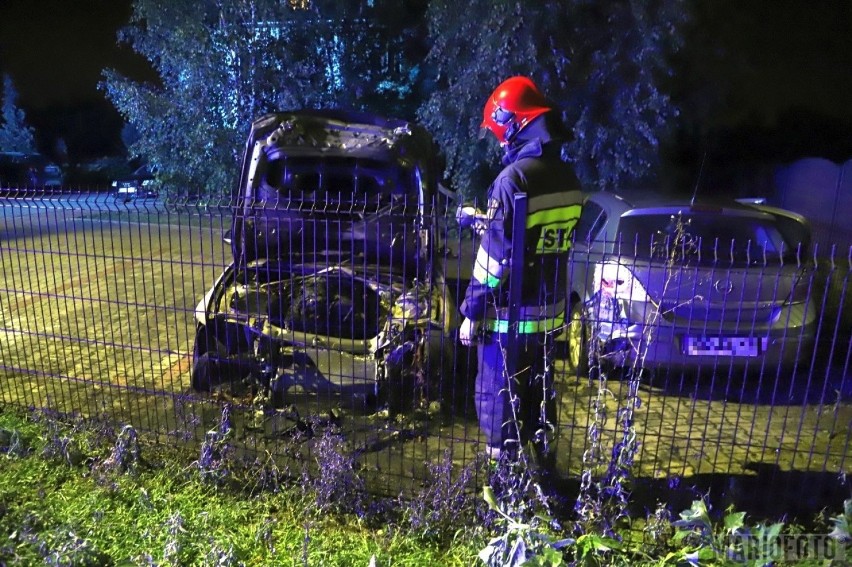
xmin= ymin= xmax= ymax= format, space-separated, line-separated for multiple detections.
xmin=191 ymin=322 xmax=250 ymax=391
xmin=566 ymin=300 xmax=589 ymax=379
xmin=191 ymin=351 xmax=222 ymax=392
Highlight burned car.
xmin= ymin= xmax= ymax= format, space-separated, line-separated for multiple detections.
xmin=566 ymin=190 xmax=817 ymax=376
xmin=192 ymin=110 xmax=461 ymax=412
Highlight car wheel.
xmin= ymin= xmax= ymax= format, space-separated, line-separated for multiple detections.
xmin=567 ymin=300 xmax=589 ymax=378
xmin=191 ymin=322 xmax=249 ymax=391
xmin=191 ymin=352 xmax=222 ymax=392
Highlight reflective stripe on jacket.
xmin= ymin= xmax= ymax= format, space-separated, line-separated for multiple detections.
xmin=482 ymin=299 xmax=567 ymax=334
xmin=460 ymin=117 xmax=584 ymax=332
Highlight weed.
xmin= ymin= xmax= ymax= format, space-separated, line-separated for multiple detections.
xmin=829 ymin=497 xmax=852 ymax=544
xmin=41 ymin=432 xmax=87 ymax=467
xmin=663 ymin=497 xmax=816 ymax=565
xmin=576 ymin=213 xmax=701 ymax=537
xmin=254 ymin=517 xmax=277 ymax=556
xmin=478 ymin=478 xmax=572 ymax=566
xmin=162 ymin=511 xmax=186 ymax=566
xmin=1 ymin=406 xmax=849 ymax=566
xmin=202 ymin=541 xmax=242 ymax=566
xmin=34 ymin=526 xmax=109 ymax=567
xmin=405 ymin=449 xmax=483 ymax=542
xmin=642 ymin=501 xmax=674 ymax=554
xmin=171 ymin=395 xmax=202 ymax=441
xmin=0 ymin=427 xmax=28 ymax=458
xmin=196 ymin=405 xmax=235 ymax=485
xmin=96 ymin=424 xmax=141 ymax=475
xmin=246 ymin=451 xmax=293 ymax=495
xmin=477 ymin=451 xmax=568 ymax=566
xmin=302 ymin=424 xmax=365 ymax=516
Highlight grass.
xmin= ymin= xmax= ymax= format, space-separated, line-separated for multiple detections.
xmin=0 ymin=408 xmax=485 ymax=566
xmin=2 ymin=407 xmax=849 ymax=566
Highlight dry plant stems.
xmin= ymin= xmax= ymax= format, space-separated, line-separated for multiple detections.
xmin=405 ymin=449 xmax=483 ymax=542
xmin=576 ymin=213 xmax=702 ymax=536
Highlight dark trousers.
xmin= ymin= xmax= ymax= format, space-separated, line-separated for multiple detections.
xmin=474 ymin=332 xmax=555 ymax=453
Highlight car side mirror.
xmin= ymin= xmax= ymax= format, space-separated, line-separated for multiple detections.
xmin=222 ymin=228 xmax=232 ymax=245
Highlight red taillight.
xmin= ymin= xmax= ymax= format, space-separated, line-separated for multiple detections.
xmin=595 ymin=261 xmax=650 ymax=303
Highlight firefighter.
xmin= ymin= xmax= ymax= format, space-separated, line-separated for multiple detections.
xmin=459 ymin=76 xmax=584 ymax=464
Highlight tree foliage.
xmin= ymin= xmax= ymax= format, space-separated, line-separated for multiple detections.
xmin=419 ymin=0 xmax=688 ymax=195
xmin=104 ymin=0 xmax=685 ymax=196
xmin=102 ymin=0 xmax=425 ymax=196
xmin=0 ymin=75 xmax=36 ymax=154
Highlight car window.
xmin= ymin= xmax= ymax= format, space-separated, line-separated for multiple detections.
xmin=615 ymin=212 xmax=795 ymax=265
xmin=261 ymin=156 xmax=409 ymax=202
xmin=574 ymin=200 xmax=607 ymax=245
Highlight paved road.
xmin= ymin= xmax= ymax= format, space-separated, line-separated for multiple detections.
xmin=0 ymin=192 xmax=231 ymax=425
xmin=0 ymin=193 xmax=849 ymax=508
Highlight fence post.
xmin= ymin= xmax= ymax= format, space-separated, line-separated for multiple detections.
xmin=505 ymin=192 xmax=528 ymax=383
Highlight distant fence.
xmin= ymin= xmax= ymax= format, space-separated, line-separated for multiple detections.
xmin=1 ymin=190 xmax=849 ymax=520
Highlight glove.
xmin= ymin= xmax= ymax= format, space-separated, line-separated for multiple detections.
xmin=456 ymin=204 xmax=485 ymax=228
xmin=459 ymin=317 xmax=480 ymax=346
xmin=456 ymin=204 xmax=487 ymax=235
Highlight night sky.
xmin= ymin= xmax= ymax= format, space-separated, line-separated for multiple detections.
xmin=1 ymin=0 xmax=851 ymax=168
xmin=0 ymin=0 xmax=152 ymax=160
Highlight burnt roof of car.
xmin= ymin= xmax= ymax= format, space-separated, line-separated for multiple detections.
xmin=249 ymin=110 xmax=436 ymax=162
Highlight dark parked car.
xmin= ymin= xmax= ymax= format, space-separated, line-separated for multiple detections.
xmin=111 ymin=165 xmax=158 ymax=202
xmin=0 ymin=152 xmax=63 ymax=189
xmin=566 ymin=190 xmax=817 ymax=375
xmin=192 ymin=110 xmax=461 ymax=412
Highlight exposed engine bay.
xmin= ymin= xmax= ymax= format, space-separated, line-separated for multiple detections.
xmin=196 ymin=262 xmax=453 ymax=412
xmin=228 ymin=268 xmax=388 ymax=341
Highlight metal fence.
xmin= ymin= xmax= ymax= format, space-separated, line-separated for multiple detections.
xmin=1 ymin=190 xmax=849 ymax=519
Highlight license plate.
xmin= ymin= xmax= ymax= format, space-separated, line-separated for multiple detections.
xmin=683 ymin=336 xmax=768 ymax=357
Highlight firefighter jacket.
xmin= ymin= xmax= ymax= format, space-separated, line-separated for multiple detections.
xmin=460 ymin=119 xmax=584 ymax=334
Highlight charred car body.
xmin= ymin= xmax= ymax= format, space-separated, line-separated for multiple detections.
xmin=192 ymin=111 xmax=460 ymax=411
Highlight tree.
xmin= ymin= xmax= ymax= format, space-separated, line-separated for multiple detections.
xmin=0 ymin=75 xmax=36 ymax=153
xmin=102 ymin=0 xmax=426 ymax=196
xmin=417 ymin=0 xmax=688 ymax=196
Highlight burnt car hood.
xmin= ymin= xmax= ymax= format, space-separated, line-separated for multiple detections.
xmin=230 ymin=110 xmax=442 ymax=269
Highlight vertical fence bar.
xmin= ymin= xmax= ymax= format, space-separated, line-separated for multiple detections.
xmin=505 ymin=192 xmax=528 ymax=387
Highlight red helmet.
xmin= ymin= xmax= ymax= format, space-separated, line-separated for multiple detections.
xmin=480 ymin=76 xmax=552 ymax=145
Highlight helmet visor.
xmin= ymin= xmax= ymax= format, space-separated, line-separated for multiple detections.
xmin=491 ymin=106 xmax=514 ymax=126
